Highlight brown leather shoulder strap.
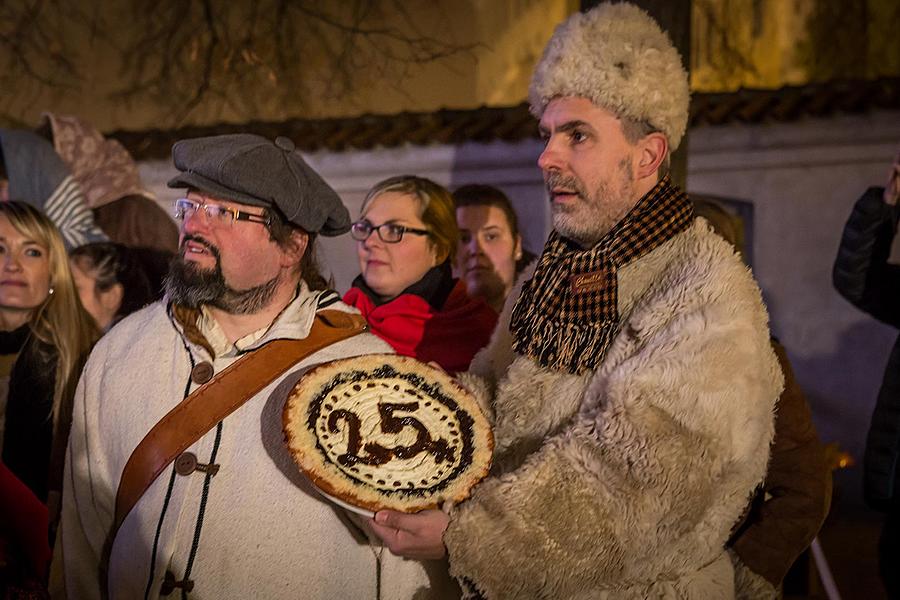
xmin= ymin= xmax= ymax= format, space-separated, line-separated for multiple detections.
xmin=112 ymin=309 xmax=367 ymax=534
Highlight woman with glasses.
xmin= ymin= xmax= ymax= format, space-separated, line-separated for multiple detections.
xmin=343 ymin=176 xmax=497 ymax=372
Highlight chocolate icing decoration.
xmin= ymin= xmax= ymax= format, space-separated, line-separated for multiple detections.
xmin=305 ymin=364 xmax=476 ymax=498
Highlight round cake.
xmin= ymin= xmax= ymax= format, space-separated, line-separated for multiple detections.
xmin=283 ymin=354 xmax=493 ymax=514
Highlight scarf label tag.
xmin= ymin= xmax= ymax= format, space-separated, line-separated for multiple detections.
xmin=569 ymin=270 xmax=608 ymax=294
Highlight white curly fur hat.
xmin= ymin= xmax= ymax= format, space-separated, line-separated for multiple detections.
xmin=529 ymin=2 xmax=690 ymax=151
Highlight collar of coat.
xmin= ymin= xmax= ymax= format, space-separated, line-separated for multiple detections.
xmin=168 ymin=284 xmax=342 ymax=359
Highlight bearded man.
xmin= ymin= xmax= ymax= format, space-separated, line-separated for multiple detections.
xmin=57 ymin=134 xmax=459 ymax=599
xmin=368 ymin=4 xmax=784 ymax=598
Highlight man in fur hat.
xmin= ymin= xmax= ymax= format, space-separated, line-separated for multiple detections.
xmin=369 ymin=3 xmax=783 ymax=598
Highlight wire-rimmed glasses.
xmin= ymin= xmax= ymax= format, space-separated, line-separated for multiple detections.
xmin=173 ymin=198 xmax=269 ymax=227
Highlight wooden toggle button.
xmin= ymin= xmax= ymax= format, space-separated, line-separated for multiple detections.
xmin=174 ymin=452 xmax=219 ymax=477
xmin=191 ymin=362 xmax=214 ymax=384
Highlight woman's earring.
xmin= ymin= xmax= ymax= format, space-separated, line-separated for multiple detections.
xmin=48 ymin=287 xmax=55 ymax=295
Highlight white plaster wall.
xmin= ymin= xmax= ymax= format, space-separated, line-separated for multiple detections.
xmin=688 ymin=110 xmax=900 ymax=507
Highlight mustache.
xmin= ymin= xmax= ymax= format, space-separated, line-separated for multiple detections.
xmin=180 ymin=234 xmax=221 ymax=261
xmin=544 ymin=172 xmax=586 ymax=198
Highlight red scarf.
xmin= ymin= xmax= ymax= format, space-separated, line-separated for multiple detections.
xmin=343 ymin=280 xmax=497 ymax=373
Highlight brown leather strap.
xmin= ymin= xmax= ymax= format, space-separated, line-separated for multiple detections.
xmin=112 ymin=309 xmax=367 ymax=535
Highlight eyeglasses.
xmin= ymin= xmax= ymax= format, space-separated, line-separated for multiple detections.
xmin=173 ymin=198 xmax=269 ymax=227
xmin=350 ymin=220 xmax=429 ymax=243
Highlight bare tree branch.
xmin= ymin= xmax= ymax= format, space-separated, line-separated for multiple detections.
xmin=107 ymin=0 xmax=477 ymax=125
xmin=692 ymin=0 xmax=759 ymax=83
xmin=1 ymin=0 xmax=475 ymax=126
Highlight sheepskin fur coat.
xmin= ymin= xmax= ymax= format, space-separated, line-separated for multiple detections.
xmin=444 ymin=218 xmax=783 ymax=599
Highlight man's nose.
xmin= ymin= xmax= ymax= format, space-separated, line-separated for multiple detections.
xmin=181 ymin=207 xmax=209 ymax=235
xmin=537 ymin=140 xmax=563 ymax=173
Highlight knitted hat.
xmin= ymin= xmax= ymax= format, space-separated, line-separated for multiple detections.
xmin=529 ymin=2 xmax=690 ymax=150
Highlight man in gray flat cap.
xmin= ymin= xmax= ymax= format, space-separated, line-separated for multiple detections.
xmin=57 ymin=134 xmax=458 ymax=599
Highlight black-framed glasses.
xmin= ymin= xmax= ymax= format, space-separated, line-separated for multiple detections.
xmin=350 ymin=220 xmax=429 ymax=243
xmin=173 ymin=198 xmax=269 ymax=227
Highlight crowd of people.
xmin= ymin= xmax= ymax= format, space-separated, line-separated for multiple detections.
xmin=1 ymin=1 xmax=895 ymax=599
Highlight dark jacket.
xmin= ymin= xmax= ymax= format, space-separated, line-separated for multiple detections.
xmin=833 ymin=186 xmax=900 ymax=511
xmin=1 ymin=325 xmax=58 ymax=502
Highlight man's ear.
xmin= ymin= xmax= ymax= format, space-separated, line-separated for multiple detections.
xmin=281 ymin=230 xmax=309 ymax=267
xmin=635 ymin=132 xmax=668 ymax=180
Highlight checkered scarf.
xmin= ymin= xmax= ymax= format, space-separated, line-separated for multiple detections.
xmin=509 ymin=176 xmax=694 ymax=375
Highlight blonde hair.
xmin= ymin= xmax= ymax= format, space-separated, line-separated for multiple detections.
xmin=0 ymin=202 xmax=100 ymax=427
xmin=361 ymin=175 xmax=459 ymax=264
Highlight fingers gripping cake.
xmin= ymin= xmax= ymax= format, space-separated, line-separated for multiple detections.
xmin=283 ymin=354 xmax=493 ymax=513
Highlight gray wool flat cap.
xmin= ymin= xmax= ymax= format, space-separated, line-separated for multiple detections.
xmin=167 ymin=134 xmax=350 ymax=236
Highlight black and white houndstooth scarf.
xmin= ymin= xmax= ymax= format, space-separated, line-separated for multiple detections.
xmin=509 ymin=175 xmax=694 ymax=375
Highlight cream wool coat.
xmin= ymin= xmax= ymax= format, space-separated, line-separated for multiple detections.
xmin=59 ymin=287 xmax=458 ymax=600
xmin=445 ymin=219 xmax=783 ymax=599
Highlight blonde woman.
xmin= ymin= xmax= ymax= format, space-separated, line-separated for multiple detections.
xmin=0 ymin=201 xmax=99 ymax=504
xmin=343 ymin=176 xmax=497 ymax=372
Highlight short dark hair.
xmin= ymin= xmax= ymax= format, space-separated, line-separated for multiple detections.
xmin=262 ymin=205 xmax=329 ymax=291
xmin=452 ymin=184 xmax=521 ymax=239
xmin=70 ymin=242 xmax=155 ymax=319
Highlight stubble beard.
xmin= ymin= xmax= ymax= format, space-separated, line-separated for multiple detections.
xmin=164 ymin=236 xmax=282 ymax=315
xmin=548 ymin=159 xmax=636 ymax=248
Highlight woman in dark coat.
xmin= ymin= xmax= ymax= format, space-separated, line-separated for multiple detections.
xmin=0 ymin=201 xmax=99 ymax=593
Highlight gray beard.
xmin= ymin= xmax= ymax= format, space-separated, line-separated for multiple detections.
xmin=165 ymin=243 xmax=281 ymax=315
xmin=547 ymin=160 xmax=635 ymax=248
